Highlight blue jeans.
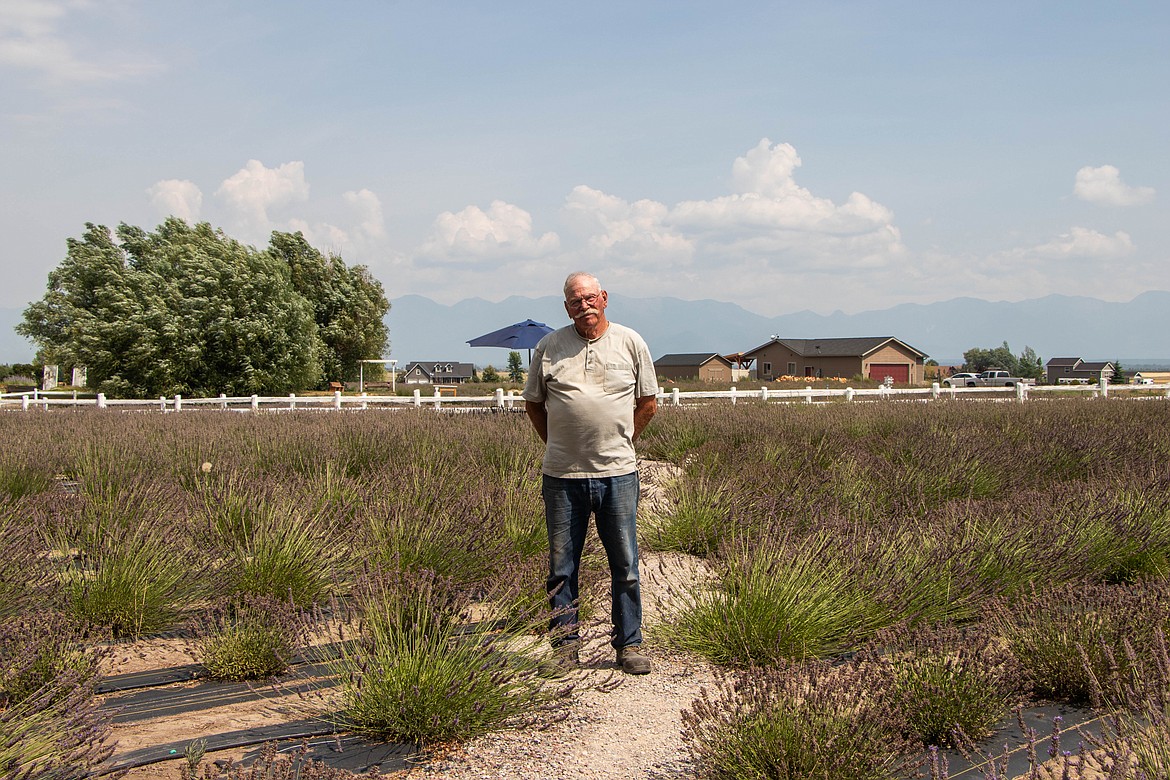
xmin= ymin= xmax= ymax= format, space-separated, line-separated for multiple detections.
xmin=542 ymin=472 xmax=642 ymax=650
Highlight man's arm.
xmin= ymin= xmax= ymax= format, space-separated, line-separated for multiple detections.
xmin=632 ymin=395 xmax=657 ymax=441
xmin=525 ymin=400 xmax=549 ymax=443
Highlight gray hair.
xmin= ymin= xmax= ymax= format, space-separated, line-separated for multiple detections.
xmin=563 ymin=272 xmax=601 ymax=296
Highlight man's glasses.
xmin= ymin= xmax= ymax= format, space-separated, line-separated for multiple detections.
xmin=566 ymin=293 xmax=601 ymax=309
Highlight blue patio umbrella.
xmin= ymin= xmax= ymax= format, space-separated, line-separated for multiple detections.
xmin=467 ymin=319 xmax=555 ymax=362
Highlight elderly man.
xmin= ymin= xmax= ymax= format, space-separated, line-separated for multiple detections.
xmin=523 ymin=272 xmax=658 ymax=675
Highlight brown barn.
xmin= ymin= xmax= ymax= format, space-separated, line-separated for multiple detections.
xmin=654 ymin=353 xmax=736 ymax=383
xmin=742 ymin=336 xmax=928 ymax=384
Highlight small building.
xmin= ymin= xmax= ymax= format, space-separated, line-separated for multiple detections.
xmin=1132 ymin=371 xmax=1170 ymax=385
xmin=742 ymin=336 xmax=928 ymax=384
xmin=402 ymin=361 xmax=476 ymax=384
xmin=654 ymin=353 xmax=736 ymax=383
xmin=1045 ymin=358 xmax=1115 ymax=385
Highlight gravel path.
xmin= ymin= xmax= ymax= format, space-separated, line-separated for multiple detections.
xmin=399 ymin=624 xmax=718 ymax=780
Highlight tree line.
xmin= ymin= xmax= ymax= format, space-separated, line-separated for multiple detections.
xmin=18 ymin=218 xmax=389 ymax=398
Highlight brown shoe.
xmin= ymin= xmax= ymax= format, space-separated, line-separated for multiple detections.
xmin=616 ymin=644 xmax=651 ymax=675
xmin=539 ymin=640 xmax=580 ymax=678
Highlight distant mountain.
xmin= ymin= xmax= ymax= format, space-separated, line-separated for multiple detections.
xmin=386 ymin=291 xmax=1170 ymax=369
xmin=6 ymin=293 xmax=1167 ymax=370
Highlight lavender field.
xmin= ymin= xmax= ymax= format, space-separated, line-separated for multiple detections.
xmin=2 ymin=398 xmax=1169 ymax=778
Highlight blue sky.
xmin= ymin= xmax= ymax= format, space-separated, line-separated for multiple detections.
xmin=1 ymin=1 xmax=1166 ymax=318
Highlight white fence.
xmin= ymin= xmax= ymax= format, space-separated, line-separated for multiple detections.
xmin=2 ymin=378 xmax=1167 ymax=413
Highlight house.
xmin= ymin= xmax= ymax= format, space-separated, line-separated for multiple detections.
xmin=741 ymin=336 xmax=928 ymax=384
xmin=1044 ymin=358 xmax=1115 ymax=385
xmin=655 ymin=353 xmax=736 ymax=383
xmin=1130 ymin=371 xmax=1170 ymax=385
xmin=402 ymin=361 xmax=476 ymax=384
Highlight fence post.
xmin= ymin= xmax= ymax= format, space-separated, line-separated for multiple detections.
xmin=175 ymin=394 xmax=183 ymax=412
xmin=1015 ymin=383 xmax=1026 ymax=402
xmin=730 ymin=386 xmax=737 ymax=405
xmin=289 ymin=393 xmax=296 ymax=410
xmin=845 ymin=387 xmax=855 ymax=402
xmin=506 ymin=390 xmax=515 ymax=409
xmin=413 ymin=389 xmax=421 ymax=407
xmin=160 ymin=396 xmax=167 ymax=412
xmin=805 ymin=385 xmax=813 ymax=404
xmin=761 ymin=386 xmax=769 ymax=402
xmin=361 ymin=392 xmax=368 ymax=410
xmin=1099 ymin=377 xmax=1109 ymax=398
xmin=433 ymin=388 xmax=442 ymax=409
xmin=219 ymin=393 xmax=227 ymax=410
xmin=21 ymin=394 xmax=28 ymax=411
xmin=333 ymin=390 xmax=342 ymax=411
xmin=931 ymin=382 xmax=940 ymax=400
xmin=97 ymin=393 xmax=106 ymax=409
xmin=251 ymin=394 xmax=259 ymax=411
xmin=495 ymin=388 xmax=504 ymax=408
xmin=671 ymin=387 xmax=680 ymax=406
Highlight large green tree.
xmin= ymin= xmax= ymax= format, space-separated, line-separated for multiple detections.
xmin=268 ymin=231 xmax=389 ymax=383
xmin=17 ymin=219 xmax=385 ymax=398
xmin=961 ymin=341 xmax=1044 ymax=380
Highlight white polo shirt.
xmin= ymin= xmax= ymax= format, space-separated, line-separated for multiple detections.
xmin=522 ymin=322 xmax=657 ymax=478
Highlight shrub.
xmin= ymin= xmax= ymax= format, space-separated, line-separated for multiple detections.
xmin=0 ymin=668 xmax=113 ymax=779
xmin=863 ymin=624 xmax=1029 ymax=748
xmin=56 ymin=523 xmax=197 ymax=638
xmin=660 ymin=528 xmax=890 ymax=666
xmin=645 ymin=472 xmax=731 ymax=557
xmin=334 ymin=567 xmax=572 ymax=745
xmin=681 ymin=660 xmax=916 ymax=780
xmin=0 ymin=613 xmax=102 ymax=706
xmin=984 ymin=579 xmax=1170 ymax=703
xmin=196 ymin=595 xmax=308 ymax=681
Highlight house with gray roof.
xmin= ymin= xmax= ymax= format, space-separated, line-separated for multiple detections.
xmin=741 ymin=336 xmax=928 ymax=384
xmin=654 ymin=353 xmax=736 ymax=383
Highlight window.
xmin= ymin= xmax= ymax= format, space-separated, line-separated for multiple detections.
xmin=787 ymin=362 xmax=796 ymax=375
xmin=763 ymin=362 xmax=772 ymax=376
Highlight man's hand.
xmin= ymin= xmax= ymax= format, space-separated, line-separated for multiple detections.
xmin=633 ymin=395 xmax=657 ymax=441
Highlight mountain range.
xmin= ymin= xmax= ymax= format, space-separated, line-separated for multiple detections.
xmin=3 ymin=291 xmax=1168 ymax=370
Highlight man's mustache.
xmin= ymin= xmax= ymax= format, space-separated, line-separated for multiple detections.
xmin=573 ymin=307 xmax=600 ymax=319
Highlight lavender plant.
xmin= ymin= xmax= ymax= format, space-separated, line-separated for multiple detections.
xmin=334 ymin=566 xmax=573 ymax=745
xmin=862 ymin=624 xmax=1030 ymax=748
xmin=195 ymin=594 xmax=309 ymax=681
xmin=681 ymin=660 xmax=917 ymax=780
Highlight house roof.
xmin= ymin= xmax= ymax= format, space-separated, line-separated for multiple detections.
xmin=1077 ymin=361 xmax=1114 ymax=372
xmin=403 ymin=361 xmax=476 ymax=377
xmin=1046 ymin=357 xmax=1082 ymax=367
xmin=654 ymin=353 xmax=733 ymax=367
xmin=742 ymin=336 xmax=927 ymax=360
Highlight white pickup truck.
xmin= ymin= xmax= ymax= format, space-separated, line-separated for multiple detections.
xmin=975 ymin=370 xmax=1036 ymax=387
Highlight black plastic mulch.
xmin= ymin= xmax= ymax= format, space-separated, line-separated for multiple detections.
xmin=98 ymin=718 xmax=416 ymax=775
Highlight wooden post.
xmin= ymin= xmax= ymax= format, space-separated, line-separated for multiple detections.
xmin=251 ymin=395 xmax=259 ymax=411
xmin=805 ymin=386 xmax=813 ymax=404
xmin=333 ymin=390 xmax=342 ymax=410
xmin=931 ymin=382 xmax=940 ymax=400
xmin=671 ymin=387 xmax=680 ymax=406
xmin=495 ymin=388 xmax=504 ymax=408
xmin=175 ymin=394 xmax=182 ymax=412
xmin=97 ymin=393 xmax=106 ymax=409
xmin=219 ymin=393 xmax=227 ymax=410
xmin=845 ymin=387 xmax=855 ymax=402
xmin=413 ymin=389 xmax=421 ymax=407
xmin=730 ymin=386 xmax=737 ymax=405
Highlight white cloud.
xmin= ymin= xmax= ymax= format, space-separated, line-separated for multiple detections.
xmin=1073 ymin=165 xmax=1155 ymax=206
xmin=1032 ymin=226 xmax=1135 ymax=259
xmin=215 ymin=160 xmax=310 ymax=237
xmin=0 ymin=0 xmax=161 ymax=83
xmin=147 ymin=179 xmax=202 ymax=223
xmin=420 ymin=200 xmax=560 ymax=260
xmin=344 ymin=188 xmax=386 ymax=240
xmin=562 ymin=185 xmax=693 ymax=259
